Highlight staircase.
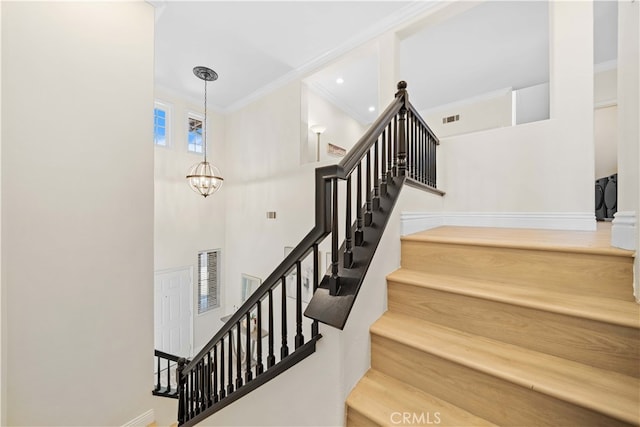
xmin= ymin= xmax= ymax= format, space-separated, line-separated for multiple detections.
xmin=347 ymin=225 xmax=640 ymax=426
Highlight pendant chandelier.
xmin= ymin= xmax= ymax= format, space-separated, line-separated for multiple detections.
xmin=186 ymin=66 xmax=224 ymax=197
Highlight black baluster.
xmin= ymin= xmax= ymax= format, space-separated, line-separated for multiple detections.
xmin=189 ymin=369 xmax=195 ymax=419
xmin=406 ymin=112 xmax=411 ymax=178
xmin=364 ymin=151 xmax=373 ymax=226
xmin=415 ymin=114 xmax=419 ymax=180
xmin=397 ymin=109 xmax=407 ymax=176
xmin=411 ymin=112 xmax=416 ymax=179
xmin=195 ymin=362 xmax=201 ymax=415
xmin=429 ymin=133 xmax=434 ymax=186
xmin=155 ymin=355 xmax=161 ymax=391
xmin=295 ymin=260 xmax=304 ymax=348
xmin=344 ymin=176 xmax=353 ymax=268
xmin=380 ymin=127 xmax=387 ymax=196
xmin=281 ymin=277 xmax=289 ymax=359
xmin=329 ymin=179 xmax=340 ymax=295
xmin=312 ymin=244 xmax=319 ymax=338
xmin=219 ymin=337 xmax=225 ymax=399
xmin=236 ymin=321 xmax=243 ymax=389
xmin=206 ymin=352 xmax=212 ymax=407
xmin=420 ymin=122 xmax=424 ymax=182
xmin=355 ymin=164 xmax=364 ymax=246
xmin=166 ymin=359 xmax=171 ymax=393
xmin=245 ymin=311 xmax=252 ymax=383
xmin=227 ymin=330 xmax=234 ymax=395
xmin=177 ymin=358 xmax=186 ymax=424
xmin=373 ymin=138 xmax=380 ymax=211
xmin=213 ymin=345 xmax=219 ymax=403
xmin=267 ymin=289 xmax=275 ymax=368
xmin=433 ymin=133 xmax=437 ymax=187
xmin=387 ymin=122 xmax=393 ymax=180
xmin=256 ymin=299 xmax=264 ymax=375
xmin=393 ymin=116 xmax=398 ymax=175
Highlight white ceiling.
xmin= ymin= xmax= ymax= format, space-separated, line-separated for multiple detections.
xmin=153 ymin=1 xmax=618 ymax=116
xmin=153 ymin=1 xmax=417 ymax=110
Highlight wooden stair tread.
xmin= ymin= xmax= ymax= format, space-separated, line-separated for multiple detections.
xmin=347 ymin=369 xmax=497 ymax=426
xmin=371 ymin=311 xmax=640 ymax=425
xmin=387 ymin=269 xmax=640 ymax=329
xmin=402 ymin=225 xmax=634 ymax=258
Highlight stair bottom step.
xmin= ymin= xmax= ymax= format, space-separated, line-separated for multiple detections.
xmin=346 ymin=369 xmax=497 ymax=426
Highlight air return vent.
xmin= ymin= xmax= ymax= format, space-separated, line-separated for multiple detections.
xmin=442 ymin=114 xmax=460 ymax=124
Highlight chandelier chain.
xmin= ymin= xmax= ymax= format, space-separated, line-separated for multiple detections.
xmin=203 ymin=78 xmax=208 ymax=163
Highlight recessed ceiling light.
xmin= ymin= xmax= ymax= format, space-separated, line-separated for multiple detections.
xmin=336 ymin=77 xmax=344 ymax=84
xmin=368 ymin=106 xmax=376 ymax=112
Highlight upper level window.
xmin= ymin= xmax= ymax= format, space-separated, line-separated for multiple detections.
xmin=188 ymin=113 xmax=204 ymax=154
xmin=198 ymin=250 xmax=220 ymax=314
xmin=154 ymin=101 xmax=171 ymax=147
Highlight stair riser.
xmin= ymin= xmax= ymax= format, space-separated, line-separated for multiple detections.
xmin=371 ymin=335 xmax=633 ymax=427
xmin=388 ymin=281 xmax=640 ymax=377
xmin=346 ymin=407 xmax=380 ymax=427
xmin=401 ymin=241 xmax=634 ymax=301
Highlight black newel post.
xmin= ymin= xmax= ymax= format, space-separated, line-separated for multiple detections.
xmin=396 ymin=81 xmax=408 ymax=176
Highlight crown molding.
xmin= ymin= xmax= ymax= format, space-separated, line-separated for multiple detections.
xmin=224 ymin=1 xmax=439 ymax=114
xmin=305 ymin=81 xmax=372 ymax=127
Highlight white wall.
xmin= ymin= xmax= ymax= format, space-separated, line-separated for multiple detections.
xmin=0 ymin=1 xmax=4 ymax=423
xmin=304 ymin=85 xmax=368 ymax=164
xmin=594 ymin=68 xmax=618 ymax=180
xmin=595 ymin=67 xmax=617 ymax=106
xmin=153 ymin=90 xmax=227 ymax=354
xmin=437 ymin=1 xmax=594 ymax=228
xmin=2 ymin=2 xmax=157 ymax=425
xmin=421 ymin=88 xmax=512 ymax=138
xmin=223 ymin=81 xmax=315 ymax=315
xmin=594 ymin=106 xmax=618 ymax=178
xmin=514 ymin=82 xmax=550 ymax=125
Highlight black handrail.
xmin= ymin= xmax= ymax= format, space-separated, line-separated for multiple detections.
xmin=175 ymin=81 xmax=441 ymax=427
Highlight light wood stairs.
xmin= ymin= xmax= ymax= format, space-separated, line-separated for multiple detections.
xmin=346 ymin=225 xmax=640 ymax=426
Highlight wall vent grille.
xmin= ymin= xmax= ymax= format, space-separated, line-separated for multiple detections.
xmin=442 ymin=114 xmax=460 ymax=124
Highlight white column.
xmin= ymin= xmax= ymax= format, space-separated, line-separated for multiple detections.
xmin=548 ymin=0 xmax=595 ymax=220
xmin=612 ymin=0 xmax=639 ymax=255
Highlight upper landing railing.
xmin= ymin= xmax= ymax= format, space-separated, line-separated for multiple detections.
xmin=174 ymin=81 xmax=442 ymax=426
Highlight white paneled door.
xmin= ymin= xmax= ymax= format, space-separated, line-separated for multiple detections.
xmin=154 ymin=267 xmax=193 ymax=358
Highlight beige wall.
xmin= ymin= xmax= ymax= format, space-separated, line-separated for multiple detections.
xmin=421 ymin=89 xmax=512 ymax=138
xmin=304 ymin=85 xmax=367 ymax=164
xmin=594 ymin=106 xmax=618 ymax=178
xmin=2 ymin=2 xmax=156 ymax=425
xmin=438 ymin=1 xmax=594 ymax=222
xmin=0 ymin=0 xmax=4 ymax=423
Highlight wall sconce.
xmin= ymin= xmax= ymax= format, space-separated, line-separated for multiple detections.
xmin=186 ymin=66 xmax=224 ymax=197
xmin=310 ymin=125 xmax=326 ymax=162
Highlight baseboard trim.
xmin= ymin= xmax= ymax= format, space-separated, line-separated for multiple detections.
xmin=122 ymin=409 xmax=154 ymax=427
xmin=611 ymin=211 xmax=637 ymax=250
xmin=400 ymin=212 xmax=596 ymax=235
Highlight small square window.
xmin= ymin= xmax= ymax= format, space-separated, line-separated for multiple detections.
xmin=188 ymin=115 xmax=204 ymax=154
